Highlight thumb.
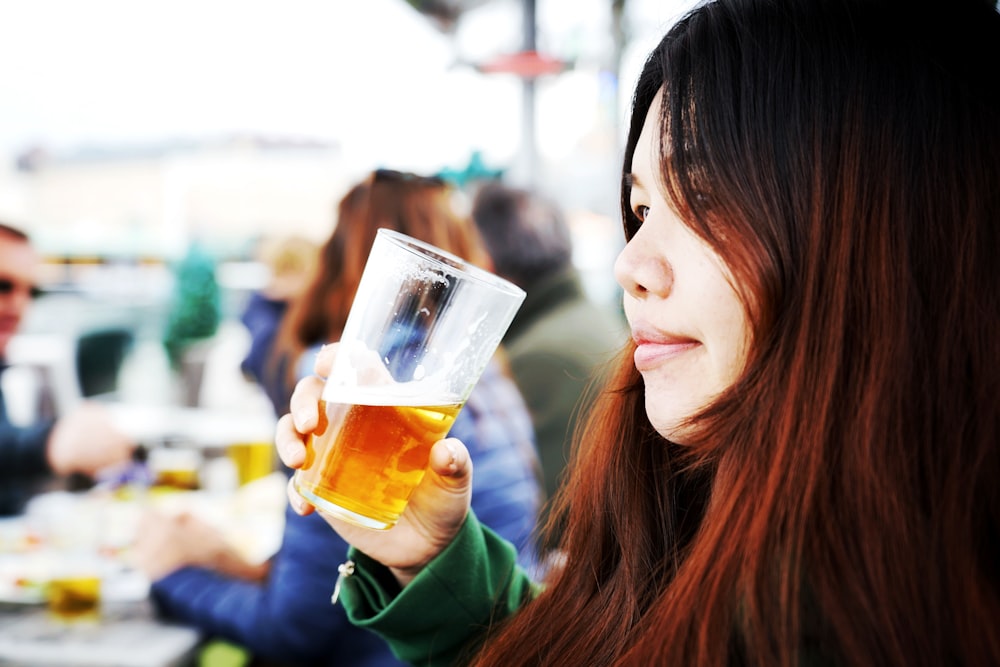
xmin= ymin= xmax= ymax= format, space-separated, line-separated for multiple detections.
xmin=426 ymin=438 xmax=472 ymax=488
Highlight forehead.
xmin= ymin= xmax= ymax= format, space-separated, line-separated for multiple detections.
xmin=0 ymin=235 xmax=41 ymax=281
xmin=631 ymin=92 xmax=666 ymax=191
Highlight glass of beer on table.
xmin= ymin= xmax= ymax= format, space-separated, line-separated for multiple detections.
xmin=292 ymin=228 xmax=525 ymax=530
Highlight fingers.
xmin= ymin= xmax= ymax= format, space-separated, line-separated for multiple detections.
xmin=285 ymin=477 xmax=315 ymax=516
xmin=278 ymin=372 xmax=325 ymax=471
xmin=289 ymin=374 xmax=325 ymax=432
xmin=277 ymin=345 xmax=335 ymax=517
xmin=314 ymin=343 xmax=337 ymax=377
xmin=275 ymin=413 xmax=307 ymax=469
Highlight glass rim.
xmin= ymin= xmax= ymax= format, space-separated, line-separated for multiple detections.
xmin=375 ymin=228 xmax=525 ymax=299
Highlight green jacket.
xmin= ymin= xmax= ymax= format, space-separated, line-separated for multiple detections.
xmin=339 ymin=514 xmax=842 ymax=667
xmin=339 ymin=512 xmax=536 ymax=666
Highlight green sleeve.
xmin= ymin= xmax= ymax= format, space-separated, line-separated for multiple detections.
xmin=340 ymin=511 xmax=538 ymax=666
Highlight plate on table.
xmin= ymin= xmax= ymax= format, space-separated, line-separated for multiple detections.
xmin=0 ymin=551 xmax=150 ymax=606
xmin=0 ymin=553 xmax=50 ymax=605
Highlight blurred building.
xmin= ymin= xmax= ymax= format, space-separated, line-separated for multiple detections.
xmin=4 ymin=135 xmax=348 ymax=264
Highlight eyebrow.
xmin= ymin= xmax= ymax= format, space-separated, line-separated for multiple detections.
xmin=624 ymin=173 xmax=645 ymax=191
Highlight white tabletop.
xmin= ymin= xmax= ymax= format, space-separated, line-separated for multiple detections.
xmin=0 ymin=475 xmax=287 ymax=666
xmin=0 ymin=601 xmax=201 ymax=667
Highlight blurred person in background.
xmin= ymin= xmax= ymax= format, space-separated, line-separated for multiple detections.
xmin=471 ymin=182 xmax=625 ymax=549
xmin=239 ymin=234 xmax=320 ymax=417
xmin=131 ymin=169 xmax=542 ymax=667
xmin=0 ymin=222 xmax=134 ymax=515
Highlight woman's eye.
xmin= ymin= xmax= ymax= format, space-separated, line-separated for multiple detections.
xmin=624 ymin=204 xmax=647 ymax=240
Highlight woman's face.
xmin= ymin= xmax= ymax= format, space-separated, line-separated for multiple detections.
xmin=614 ymin=93 xmax=750 ymax=443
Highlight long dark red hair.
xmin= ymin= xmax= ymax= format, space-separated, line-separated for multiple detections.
xmin=472 ymin=1 xmax=1000 ymax=665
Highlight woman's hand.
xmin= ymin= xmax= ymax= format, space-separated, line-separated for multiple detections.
xmin=275 ymin=343 xmax=473 ymax=586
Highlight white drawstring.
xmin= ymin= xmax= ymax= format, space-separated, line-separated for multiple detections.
xmin=330 ymin=560 xmax=356 ymax=605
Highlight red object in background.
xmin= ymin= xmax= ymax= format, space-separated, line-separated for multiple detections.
xmin=477 ymin=50 xmax=569 ymax=78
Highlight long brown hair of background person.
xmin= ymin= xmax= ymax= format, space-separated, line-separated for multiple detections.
xmin=274 ymin=169 xmax=491 ymax=392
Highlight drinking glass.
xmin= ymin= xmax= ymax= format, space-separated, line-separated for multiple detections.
xmin=292 ymin=229 xmax=525 ymax=529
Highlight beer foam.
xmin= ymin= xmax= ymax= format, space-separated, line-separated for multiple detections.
xmin=322 ymin=380 xmax=461 ymax=407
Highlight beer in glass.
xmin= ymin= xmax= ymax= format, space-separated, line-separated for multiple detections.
xmin=293 ymin=229 xmax=524 ymax=529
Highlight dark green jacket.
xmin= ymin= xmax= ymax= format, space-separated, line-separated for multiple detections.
xmin=338 ymin=513 xmax=841 ymax=667
xmin=340 ymin=511 xmax=534 ymax=666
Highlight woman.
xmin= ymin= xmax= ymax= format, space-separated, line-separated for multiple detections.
xmin=276 ymin=1 xmax=1000 ymax=665
xmin=134 ymin=170 xmax=541 ymax=667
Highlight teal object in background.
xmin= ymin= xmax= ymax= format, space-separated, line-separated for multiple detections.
xmin=162 ymin=242 xmax=221 ymax=371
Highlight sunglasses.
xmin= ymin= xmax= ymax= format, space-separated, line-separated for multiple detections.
xmin=0 ymin=278 xmax=44 ymax=299
xmin=373 ymin=168 xmax=446 ymax=187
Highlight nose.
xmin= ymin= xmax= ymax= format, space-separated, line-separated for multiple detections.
xmin=0 ymin=289 xmax=31 ymax=316
xmin=614 ymin=228 xmax=673 ymax=299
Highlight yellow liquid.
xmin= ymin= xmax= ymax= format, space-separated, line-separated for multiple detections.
xmin=227 ymin=442 xmax=275 ymax=486
xmin=294 ymin=400 xmax=461 ymax=529
xmin=47 ymin=575 xmax=101 ymax=621
xmin=153 ymin=468 xmax=200 ymax=491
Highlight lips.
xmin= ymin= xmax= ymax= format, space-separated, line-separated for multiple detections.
xmin=631 ymin=324 xmax=699 ymax=371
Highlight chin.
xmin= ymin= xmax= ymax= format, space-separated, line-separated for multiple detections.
xmin=645 ymin=408 xmax=688 ymax=444
xmin=656 ymin=426 xmax=692 ymax=445
xmin=645 ymin=395 xmax=704 ymax=445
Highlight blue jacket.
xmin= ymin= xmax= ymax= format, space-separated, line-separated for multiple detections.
xmin=238 ymin=292 xmax=292 ymax=416
xmin=0 ymin=365 xmax=56 ymax=515
xmin=150 ymin=360 xmax=541 ymax=666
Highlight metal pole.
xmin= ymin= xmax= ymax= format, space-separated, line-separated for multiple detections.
xmin=521 ymin=0 xmax=537 ymax=186
xmin=523 ymin=0 xmax=536 ymax=49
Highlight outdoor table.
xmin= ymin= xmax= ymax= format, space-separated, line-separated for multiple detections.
xmin=0 ymin=471 xmax=286 ymax=667
xmin=0 ymin=597 xmax=201 ymax=667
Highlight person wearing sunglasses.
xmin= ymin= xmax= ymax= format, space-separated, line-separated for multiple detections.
xmin=0 ymin=222 xmax=135 ymax=515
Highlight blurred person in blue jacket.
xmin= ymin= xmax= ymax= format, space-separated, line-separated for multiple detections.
xmin=0 ymin=222 xmax=134 ymax=515
xmin=130 ymin=170 xmax=542 ymax=667
xmin=239 ymin=234 xmax=320 ymax=417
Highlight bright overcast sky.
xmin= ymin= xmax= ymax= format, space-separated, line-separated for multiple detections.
xmin=0 ymin=0 xmax=462 ymax=160
xmin=0 ymin=0 xmax=694 ymax=173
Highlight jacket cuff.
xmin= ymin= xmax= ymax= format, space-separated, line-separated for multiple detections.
xmin=341 ymin=511 xmax=529 ymax=664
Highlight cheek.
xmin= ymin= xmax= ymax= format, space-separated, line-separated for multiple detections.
xmin=714 ymin=300 xmax=752 ymax=385
xmin=641 ymin=318 xmax=749 ymax=443
xmin=699 ymin=266 xmax=752 ymax=386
